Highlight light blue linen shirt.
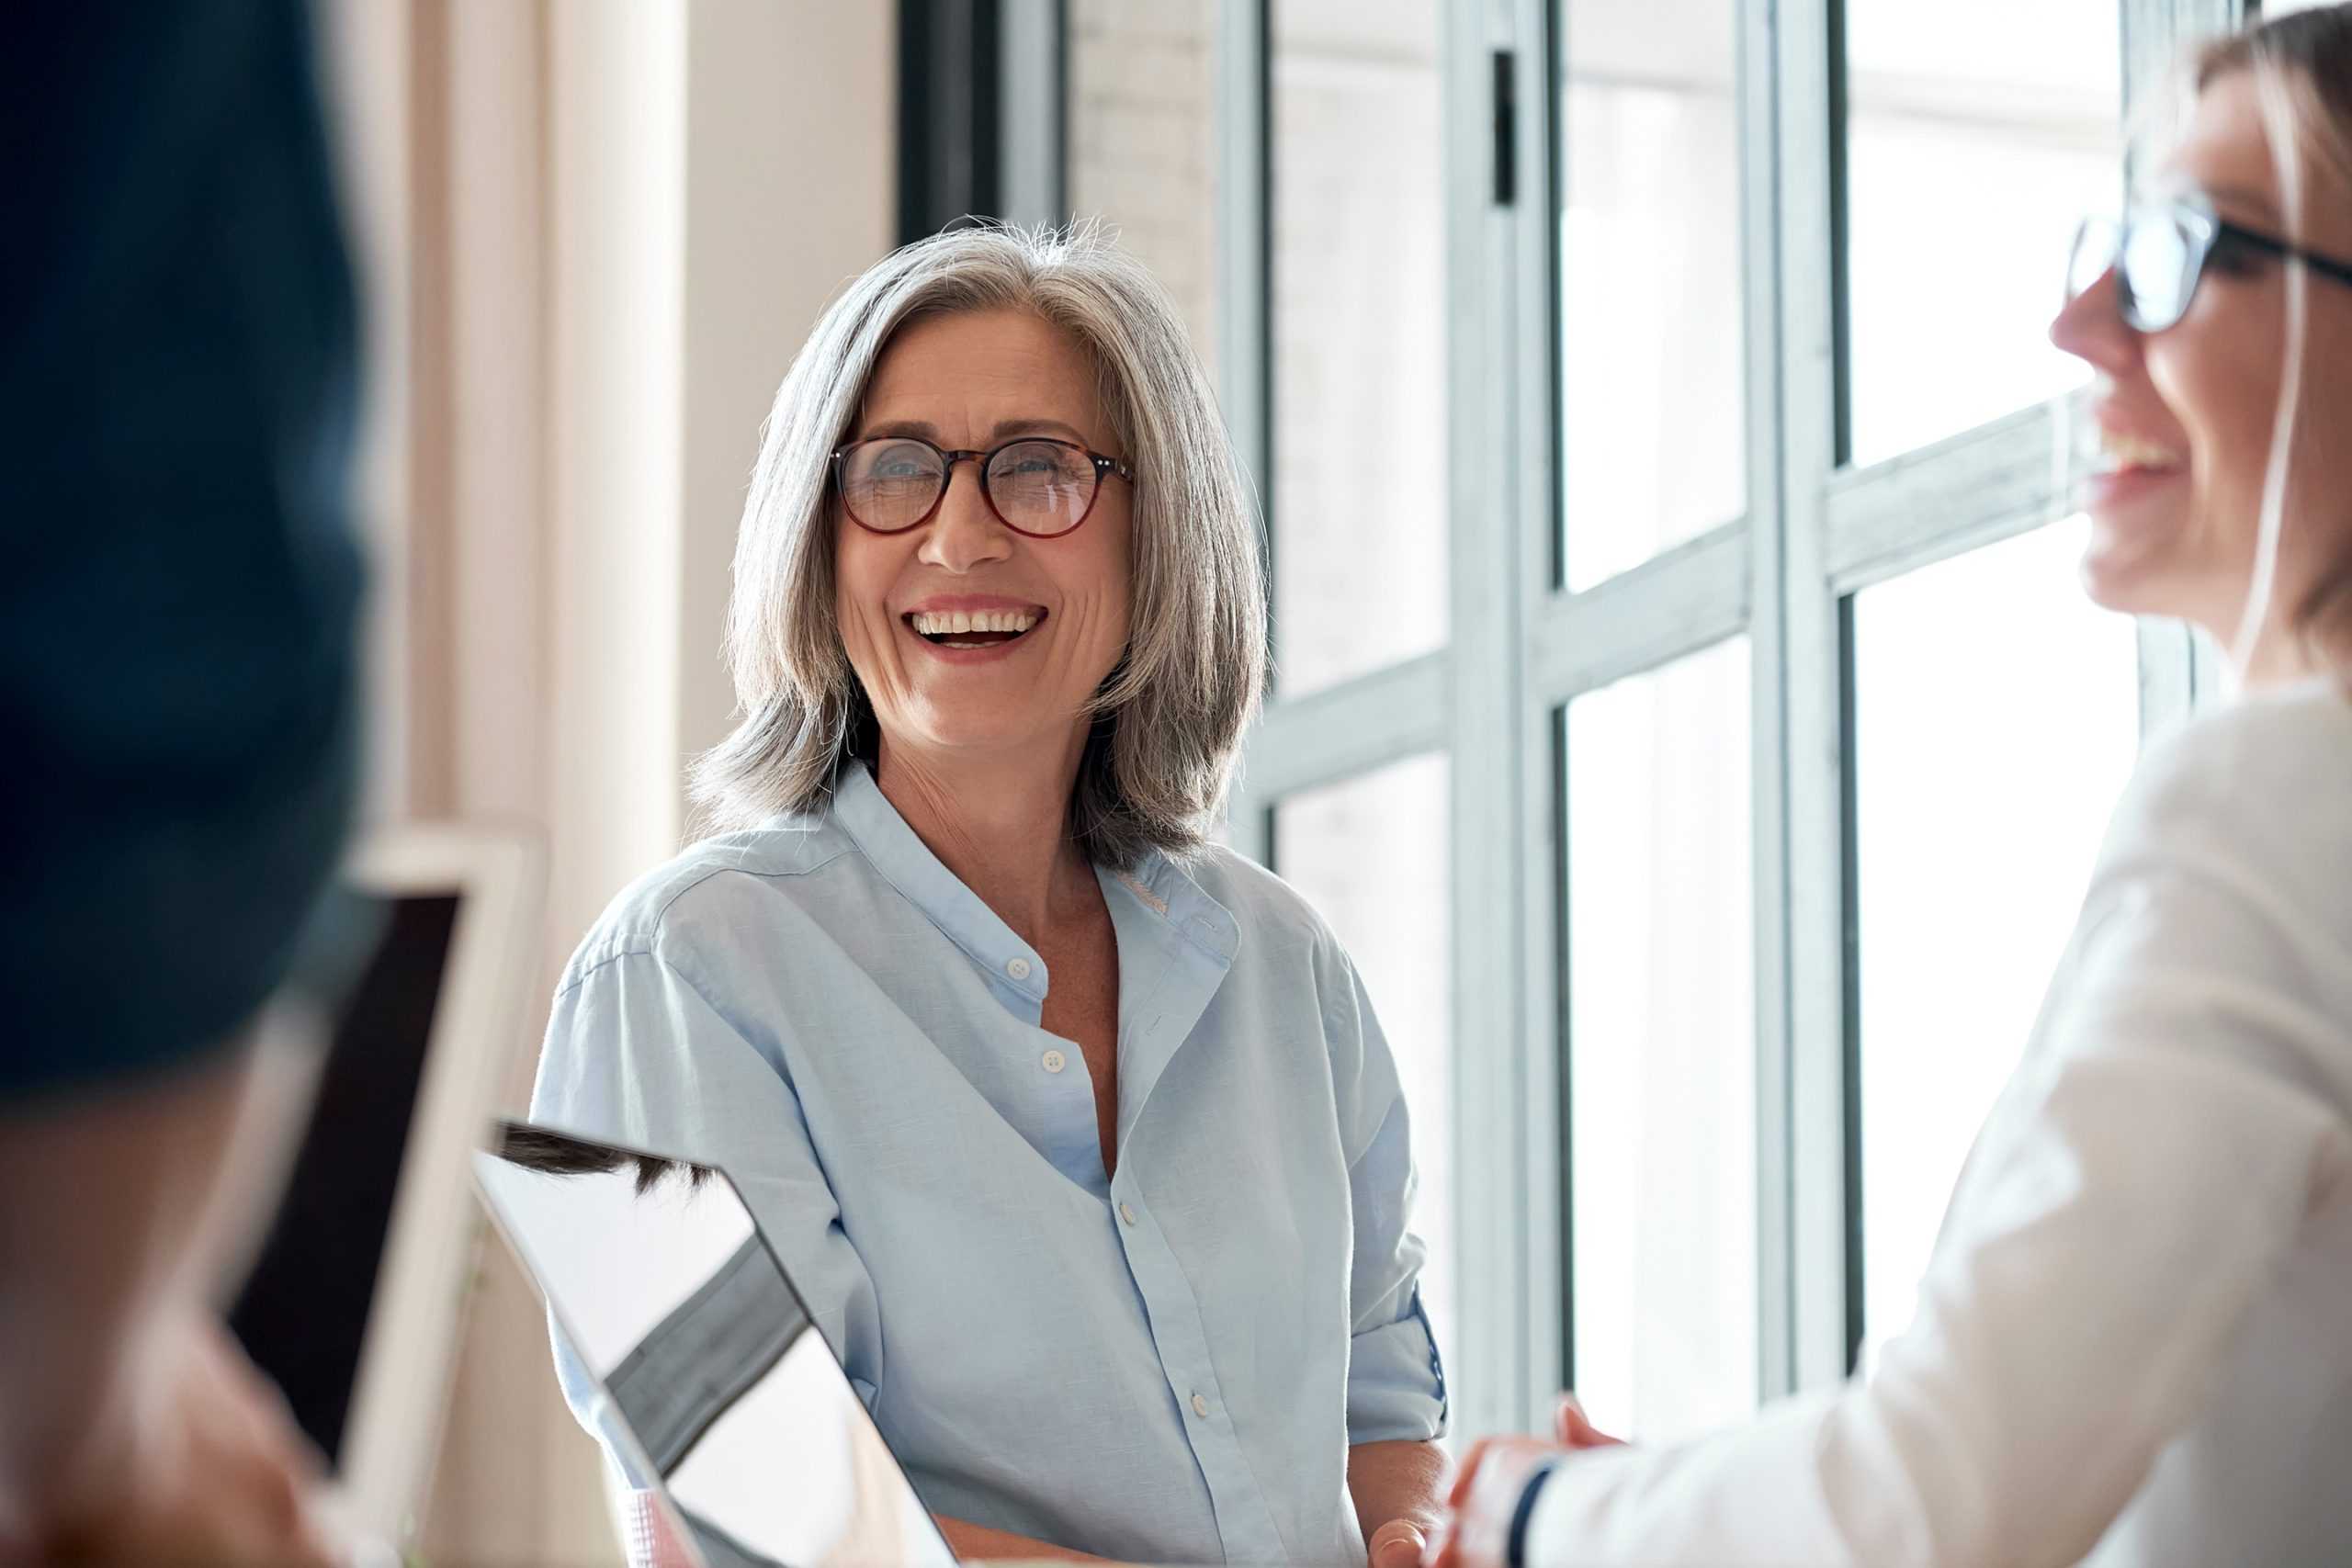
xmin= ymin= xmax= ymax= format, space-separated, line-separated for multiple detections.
xmin=531 ymin=760 xmax=1446 ymax=1565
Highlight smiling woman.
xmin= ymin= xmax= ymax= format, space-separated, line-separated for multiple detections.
xmin=831 ymin=310 xmax=1138 ymax=782
xmin=692 ymin=227 xmax=1265 ymax=870
xmin=528 ymin=225 xmax=1453 ymax=1568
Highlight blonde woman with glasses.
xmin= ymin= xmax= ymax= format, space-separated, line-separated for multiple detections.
xmin=1434 ymin=7 xmax=2352 ymax=1566
xmin=532 ymin=227 xmax=1449 ymax=1568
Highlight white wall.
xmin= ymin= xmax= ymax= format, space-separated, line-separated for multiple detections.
xmin=681 ymin=0 xmax=898 ymax=781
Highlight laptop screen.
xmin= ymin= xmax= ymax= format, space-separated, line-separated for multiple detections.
xmin=474 ymin=1123 xmax=955 ymax=1568
xmin=228 ymin=891 xmax=460 ymax=1466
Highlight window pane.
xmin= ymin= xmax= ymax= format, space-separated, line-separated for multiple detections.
xmin=1272 ymin=0 xmax=1447 ymax=694
xmin=1565 ymin=637 xmax=1754 ymax=1440
xmin=1851 ymin=519 xmax=2141 ymax=1372
xmin=1845 ymin=0 xmax=2121 ymax=464
xmin=1067 ymin=1 xmax=1222 ymax=379
xmin=1558 ymin=0 xmax=1748 ymax=590
xmin=1274 ymin=754 xmax=1456 ymax=1385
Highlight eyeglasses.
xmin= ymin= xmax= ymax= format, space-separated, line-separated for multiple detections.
xmin=831 ymin=435 xmax=1135 ymax=538
xmin=2067 ymin=193 xmax=2352 ymax=334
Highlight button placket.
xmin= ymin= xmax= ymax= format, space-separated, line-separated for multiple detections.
xmin=1109 ymin=1168 xmax=1280 ymax=1561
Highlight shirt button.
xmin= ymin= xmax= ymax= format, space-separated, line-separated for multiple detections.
xmin=1005 ymin=957 xmax=1033 ymax=981
xmin=1190 ymin=1393 xmax=1210 ymax=1418
xmin=1119 ymin=1202 xmax=1138 ymax=1226
xmin=1041 ymin=1049 xmax=1067 ymax=1074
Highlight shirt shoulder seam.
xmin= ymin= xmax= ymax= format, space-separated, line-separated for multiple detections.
xmin=643 ymin=842 xmax=862 ymax=931
xmin=556 ymin=845 xmax=863 ymax=997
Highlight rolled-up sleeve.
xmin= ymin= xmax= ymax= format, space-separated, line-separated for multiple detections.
xmin=531 ymin=940 xmax=886 ymax=1408
xmin=1329 ymin=951 xmax=1449 ymax=1445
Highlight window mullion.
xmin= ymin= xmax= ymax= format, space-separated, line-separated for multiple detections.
xmin=2123 ymin=0 xmax=2246 ymax=736
xmin=1510 ymin=0 xmax=1566 ymax=1436
xmin=1445 ymin=0 xmax=1536 ymax=1440
xmin=1769 ymin=0 xmax=1854 ymax=1396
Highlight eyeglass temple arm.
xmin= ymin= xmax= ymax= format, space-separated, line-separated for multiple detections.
xmin=2218 ymin=220 xmax=2352 ymax=290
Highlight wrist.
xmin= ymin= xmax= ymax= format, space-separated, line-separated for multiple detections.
xmin=1504 ymin=1459 xmax=1563 ymax=1568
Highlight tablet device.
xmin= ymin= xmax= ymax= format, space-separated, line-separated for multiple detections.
xmin=226 ymin=826 xmax=542 ymax=1551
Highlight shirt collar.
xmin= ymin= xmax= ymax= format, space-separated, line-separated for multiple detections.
xmin=1102 ymin=854 xmax=1238 ymax=966
xmin=829 ymin=760 xmax=1051 ymax=1004
xmin=825 ymin=759 xmax=1240 ymax=994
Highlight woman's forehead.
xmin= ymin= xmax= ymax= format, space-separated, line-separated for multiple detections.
xmin=858 ymin=309 xmax=1107 ymax=443
xmin=2167 ymin=73 xmax=2281 ymax=209
xmin=2169 ymin=69 xmax=2352 ymax=251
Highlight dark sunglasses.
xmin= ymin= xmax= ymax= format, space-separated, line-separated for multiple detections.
xmin=832 ymin=435 xmax=1135 ymax=538
xmin=2067 ymin=192 xmax=2352 ymax=334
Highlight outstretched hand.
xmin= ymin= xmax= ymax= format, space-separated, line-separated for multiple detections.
xmin=1550 ymin=1393 xmax=1625 ymax=1451
xmin=40 ymin=1308 xmax=336 ymax=1567
xmin=1419 ymin=1394 xmax=1625 ymax=1568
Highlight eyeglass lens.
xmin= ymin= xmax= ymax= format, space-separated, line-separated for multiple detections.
xmin=841 ymin=439 xmax=1098 ymax=535
xmin=2072 ymin=209 xmax=2201 ymax=333
xmin=2120 ymin=213 xmax=2194 ymax=331
xmin=2068 ymin=218 xmax=2120 ymax=305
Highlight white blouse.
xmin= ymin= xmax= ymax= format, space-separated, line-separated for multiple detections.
xmin=1524 ymin=680 xmax=2352 ymax=1567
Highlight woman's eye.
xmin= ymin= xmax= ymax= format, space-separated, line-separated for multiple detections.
xmin=999 ymin=450 xmax=1069 ymax=479
xmin=2206 ymin=235 xmax=2269 ymax=276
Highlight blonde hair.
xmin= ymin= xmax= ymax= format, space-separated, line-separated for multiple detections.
xmin=2196 ymin=4 xmax=2352 ymax=682
xmin=690 ymin=223 xmax=1267 ymax=868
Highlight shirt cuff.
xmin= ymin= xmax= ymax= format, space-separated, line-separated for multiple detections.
xmin=1509 ymin=1461 xmax=1565 ymax=1568
xmin=1344 ymin=1295 xmax=1450 ymax=1442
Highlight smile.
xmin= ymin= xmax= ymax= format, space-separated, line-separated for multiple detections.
xmin=2098 ymin=428 xmax=2188 ymax=477
xmin=903 ymin=605 xmax=1046 ymax=651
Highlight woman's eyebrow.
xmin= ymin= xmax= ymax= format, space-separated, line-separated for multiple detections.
xmin=987 ymin=418 xmax=1090 ymax=443
xmin=856 ymin=418 xmax=939 ymax=442
xmin=852 ymin=416 xmax=1092 ymax=445
xmin=2202 ymin=182 xmax=2284 ymax=226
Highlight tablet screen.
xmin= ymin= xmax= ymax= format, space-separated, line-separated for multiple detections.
xmin=228 ymin=892 xmax=460 ymax=1466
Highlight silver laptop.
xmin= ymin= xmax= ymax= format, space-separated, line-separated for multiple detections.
xmin=471 ymin=1121 xmax=956 ymax=1568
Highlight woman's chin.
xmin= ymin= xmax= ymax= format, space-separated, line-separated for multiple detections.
xmin=2080 ymin=496 xmax=2190 ymax=616
xmin=2078 ymin=546 xmax=2150 ymax=615
xmin=884 ymin=708 xmax=1065 ymax=761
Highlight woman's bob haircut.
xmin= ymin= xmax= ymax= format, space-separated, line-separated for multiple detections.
xmin=690 ymin=222 xmax=1267 ymax=869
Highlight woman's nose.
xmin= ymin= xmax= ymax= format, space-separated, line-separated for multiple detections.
xmin=917 ymin=463 xmax=1013 ymax=572
xmin=2050 ymin=265 xmax=2139 ymax=375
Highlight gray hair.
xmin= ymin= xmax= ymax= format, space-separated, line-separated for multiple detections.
xmin=689 ymin=223 xmax=1267 ymax=868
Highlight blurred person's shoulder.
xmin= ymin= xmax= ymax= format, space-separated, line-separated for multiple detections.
xmin=2101 ymin=678 xmax=2352 ymax=927
xmin=2116 ymin=680 xmax=2352 ymax=848
xmin=557 ymin=811 xmax=860 ymax=992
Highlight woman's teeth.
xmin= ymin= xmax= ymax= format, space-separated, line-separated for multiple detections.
xmin=2099 ymin=430 xmax=2187 ymax=474
xmin=909 ymin=608 xmax=1041 ymax=646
